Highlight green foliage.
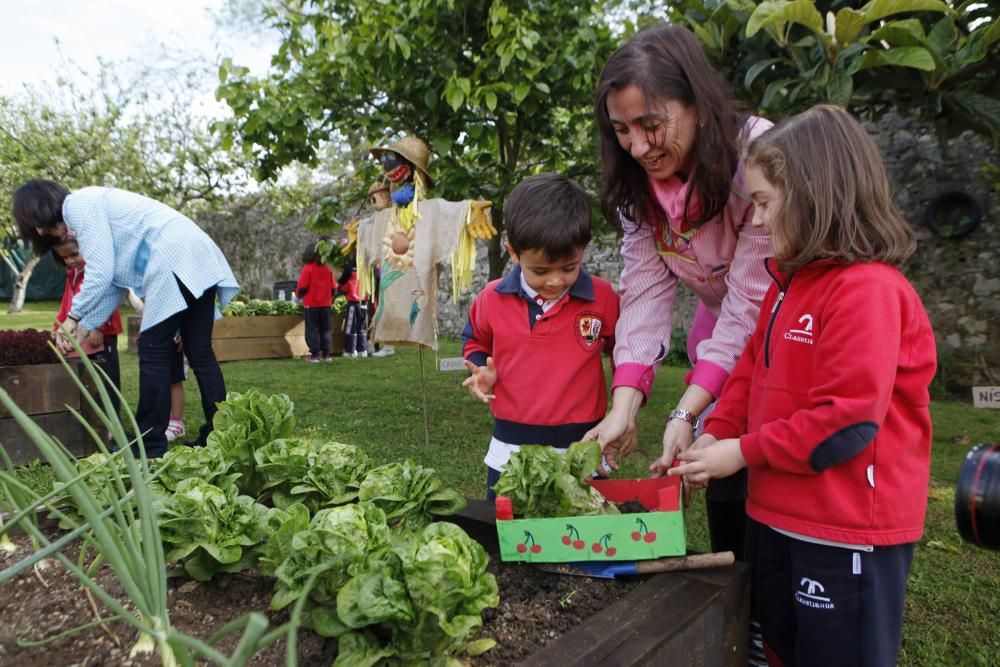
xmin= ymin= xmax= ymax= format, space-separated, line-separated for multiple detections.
xmin=255 ymin=439 xmax=372 ymax=511
xmin=221 ymin=298 xmax=303 ymax=316
xmin=215 ymin=0 xmax=628 ymax=268
xmin=493 ymin=441 xmax=620 ymax=518
xmin=669 ymin=0 xmax=1000 ymax=146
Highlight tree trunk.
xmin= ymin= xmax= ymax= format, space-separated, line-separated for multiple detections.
xmin=487 ymin=203 xmax=509 ymax=280
xmin=8 ymin=254 xmax=41 ymax=314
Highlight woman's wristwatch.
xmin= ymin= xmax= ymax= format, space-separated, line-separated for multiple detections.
xmin=668 ymin=408 xmax=700 ymax=430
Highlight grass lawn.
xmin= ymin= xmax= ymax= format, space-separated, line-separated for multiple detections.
xmin=3 ymin=302 xmax=999 ymax=664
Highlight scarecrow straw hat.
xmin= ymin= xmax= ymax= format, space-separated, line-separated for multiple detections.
xmin=370 ymin=135 xmax=434 ymax=189
xmin=368 ymin=181 xmax=391 ymax=210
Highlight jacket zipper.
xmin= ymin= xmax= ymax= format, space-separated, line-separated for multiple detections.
xmin=764 ymin=263 xmax=791 ymax=368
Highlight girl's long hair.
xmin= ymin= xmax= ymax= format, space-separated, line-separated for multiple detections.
xmin=746 ymin=105 xmax=915 ymax=272
xmin=595 ymin=24 xmax=747 ymax=229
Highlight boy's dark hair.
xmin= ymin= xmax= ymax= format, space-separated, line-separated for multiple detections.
xmin=50 ymin=236 xmax=79 ymax=268
xmin=13 ymin=179 xmax=71 ymax=254
xmin=504 ymin=173 xmax=591 ymax=260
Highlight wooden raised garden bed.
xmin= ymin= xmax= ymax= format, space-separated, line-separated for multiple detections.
xmin=211 ymin=315 xmax=309 ymax=362
xmin=0 ymin=360 xmax=101 ymax=465
xmin=454 ymin=499 xmax=751 ymax=666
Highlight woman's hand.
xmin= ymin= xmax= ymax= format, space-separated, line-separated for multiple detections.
xmin=649 ymin=418 xmax=699 ymax=477
xmin=668 ymin=438 xmax=746 ymax=486
xmin=462 ymin=357 xmax=497 ymax=403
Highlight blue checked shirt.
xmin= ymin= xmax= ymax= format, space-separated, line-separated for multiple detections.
xmin=63 ymin=187 xmax=239 ymax=332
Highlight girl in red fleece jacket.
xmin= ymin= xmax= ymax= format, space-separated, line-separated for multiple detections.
xmin=52 ymin=234 xmax=124 ymax=416
xmin=671 ymin=105 xmax=936 ymax=667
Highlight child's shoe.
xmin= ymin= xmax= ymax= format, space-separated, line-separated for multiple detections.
xmin=165 ymin=419 xmax=186 ymax=443
xmin=306 ymin=355 xmax=322 ymax=363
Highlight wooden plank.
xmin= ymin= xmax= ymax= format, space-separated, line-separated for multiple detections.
xmin=685 ymin=564 xmax=752 ymax=667
xmin=522 ymin=574 xmax=725 ymax=666
xmin=211 ymin=315 xmax=305 ymax=340
xmin=0 ymin=364 xmax=81 ymax=418
xmin=0 ymin=411 xmax=100 ymax=464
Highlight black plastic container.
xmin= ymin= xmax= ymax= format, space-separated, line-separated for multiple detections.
xmin=955 ymin=443 xmax=1000 ymax=550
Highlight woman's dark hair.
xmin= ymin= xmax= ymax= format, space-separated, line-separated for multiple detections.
xmin=13 ymin=179 xmax=71 ymax=254
xmin=595 ymin=24 xmax=746 ymax=230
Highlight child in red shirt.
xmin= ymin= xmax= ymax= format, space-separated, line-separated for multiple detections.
xmin=337 ymin=258 xmax=368 ymax=357
xmin=52 ymin=234 xmax=124 ymax=415
xmin=296 ymin=241 xmax=337 ymax=361
xmin=670 ymin=106 xmax=936 ymax=667
xmin=462 ymin=173 xmax=619 ymax=500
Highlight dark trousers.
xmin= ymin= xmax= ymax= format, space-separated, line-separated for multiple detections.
xmin=136 ymin=281 xmax=224 ymax=457
xmin=87 ymin=335 xmax=121 ymax=417
xmin=706 ymin=468 xmax=750 ymax=562
xmin=486 ymin=466 xmax=502 ymax=502
xmin=753 ymin=521 xmax=914 ymax=667
xmin=344 ymin=301 xmax=368 ymax=354
xmin=304 ymin=306 xmax=332 ymax=356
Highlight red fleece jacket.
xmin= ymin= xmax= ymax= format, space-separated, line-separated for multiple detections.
xmin=705 ymin=258 xmax=937 ymax=545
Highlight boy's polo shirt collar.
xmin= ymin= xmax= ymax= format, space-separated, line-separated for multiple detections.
xmin=494 ymin=265 xmax=595 ymax=302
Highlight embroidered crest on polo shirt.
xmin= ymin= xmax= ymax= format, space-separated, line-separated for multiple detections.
xmin=575 ymin=312 xmax=603 ymax=350
xmin=784 ymin=313 xmax=815 ymax=345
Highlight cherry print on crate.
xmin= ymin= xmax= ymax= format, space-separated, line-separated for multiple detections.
xmin=592 ymin=533 xmax=617 ymax=557
xmin=517 ymin=530 xmax=543 ymax=554
xmin=631 ymin=518 xmax=658 ymax=543
xmin=562 ymin=524 xmax=586 ymax=550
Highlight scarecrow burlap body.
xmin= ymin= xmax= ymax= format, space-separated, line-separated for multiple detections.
xmin=357 ymin=198 xmax=473 ymax=349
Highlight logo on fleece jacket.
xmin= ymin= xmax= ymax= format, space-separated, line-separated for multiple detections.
xmin=784 ymin=313 xmax=815 ymax=345
xmin=575 ymin=313 xmax=604 ymax=349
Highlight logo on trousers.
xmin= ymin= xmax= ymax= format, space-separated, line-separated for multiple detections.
xmin=795 ymin=577 xmax=834 ymax=609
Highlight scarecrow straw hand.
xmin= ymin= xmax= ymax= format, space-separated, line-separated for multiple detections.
xmin=467 ymin=200 xmax=496 ymax=240
xmin=341 ymin=219 xmax=359 ymax=256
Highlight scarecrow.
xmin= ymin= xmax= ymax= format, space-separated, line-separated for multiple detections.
xmin=355 ymin=135 xmax=496 ymax=349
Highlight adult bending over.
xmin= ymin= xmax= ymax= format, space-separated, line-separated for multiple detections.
xmin=586 ymin=24 xmax=772 ymax=560
xmin=14 ymin=180 xmax=239 ymax=458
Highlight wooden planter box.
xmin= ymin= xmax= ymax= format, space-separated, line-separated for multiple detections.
xmin=126 ymin=315 xmax=141 ymax=353
xmin=211 ymin=315 xmax=309 ymax=362
xmin=0 ymin=361 xmax=102 ymax=465
xmin=453 ymin=500 xmax=750 ymax=666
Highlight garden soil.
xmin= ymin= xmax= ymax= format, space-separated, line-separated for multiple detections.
xmin=0 ymin=528 xmax=640 ymax=666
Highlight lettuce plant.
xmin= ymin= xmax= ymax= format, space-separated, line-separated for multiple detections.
xmin=256 ymin=439 xmax=371 ymax=512
xmin=357 ymin=459 xmax=466 ymax=531
xmin=152 ymin=444 xmax=238 ymax=494
xmin=156 ymin=478 xmax=275 ymax=582
xmin=493 ymin=440 xmax=618 ymax=518
xmin=271 ymin=503 xmax=392 ymax=633
xmin=207 ymin=390 xmax=295 ymax=497
xmin=335 ymin=522 xmax=499 ymax=666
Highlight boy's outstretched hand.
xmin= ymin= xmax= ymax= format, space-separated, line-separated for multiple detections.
xmin=667 ymin=437 xmax=747 ymax=486
xmin=463 ymin=357 xmax=497 ymax=403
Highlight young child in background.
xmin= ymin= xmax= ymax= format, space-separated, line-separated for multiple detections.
xmin=338 ymin=258 xmax=368 ymax=358
xmin=462 ymin=173 xmax=619 ymax=500
xmin=52 ymin=234 xmax=123 ymax=415
xmin=297 ymin=240 xmax=337 ymax=362
xmin=670 ymin=105 xmax=937 ymax=667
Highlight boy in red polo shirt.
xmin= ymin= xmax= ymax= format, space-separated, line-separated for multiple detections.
xmin=462 ymin=173 xmax=619 ymax=500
